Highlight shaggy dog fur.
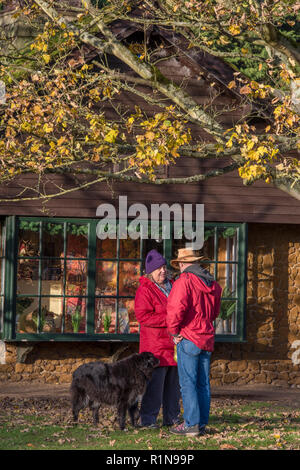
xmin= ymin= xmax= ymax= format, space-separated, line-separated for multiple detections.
xmin=70 ymin=352 xmax=160 ymax=430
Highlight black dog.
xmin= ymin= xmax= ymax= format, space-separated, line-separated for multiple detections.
xmin=70 ymin=351 xmax=160 ymax=430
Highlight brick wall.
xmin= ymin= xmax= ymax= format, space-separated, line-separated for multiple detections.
xmin=0 ymin=223 xmax=299 ymax=387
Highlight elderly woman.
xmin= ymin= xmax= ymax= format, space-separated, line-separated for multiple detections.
xmin=134 ymin=249 xmax=181 ymax=428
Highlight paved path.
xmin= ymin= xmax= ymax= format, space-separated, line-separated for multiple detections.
xmin=0 ymin=382 xmax=299 ymax=407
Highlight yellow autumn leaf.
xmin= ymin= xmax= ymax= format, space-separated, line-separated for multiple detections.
xmin=145 ymin=131 xmax=155 ymax=141
xmin=43 ymin=123 xmax=53 ymax=133
xmin=104 ymin=129 xmax=118 ymax=143
xmin=229 ymin=24 xmax=240 ymax=35
xmin=33 ymin=105 xmax=43 ymax=115
xmin=240 ymin=85 xmax=252 ymax=95
xmin=42 ymin=54 xmax=51 ymax=64
xmin=258 ymin=146 xmax=269 ymax=156
xmin=31 ymin=143 xmax=41 ymax=153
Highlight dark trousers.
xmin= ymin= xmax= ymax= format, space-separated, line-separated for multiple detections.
xmin=140 ymin=366 xmax=181 ymax=426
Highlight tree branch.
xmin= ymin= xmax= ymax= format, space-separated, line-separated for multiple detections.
xmin=33 ymin=0 xmax=226 ymax=143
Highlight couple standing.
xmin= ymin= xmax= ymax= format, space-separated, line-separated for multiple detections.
xmin=134 ymin=248 xmax=222 ymax=436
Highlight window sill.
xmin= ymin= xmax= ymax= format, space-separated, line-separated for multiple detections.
xmin=5 ymin=333 xmax=140 ymax=342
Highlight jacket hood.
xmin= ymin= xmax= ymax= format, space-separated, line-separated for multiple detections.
xmin=183 ymin=264 xmax=215 ymax=287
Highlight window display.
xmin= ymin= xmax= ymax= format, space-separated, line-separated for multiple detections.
xmin=2 ymin=217 xmax=246 ymax=341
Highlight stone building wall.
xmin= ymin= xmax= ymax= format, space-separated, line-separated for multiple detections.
xmin=0 ymin=223 xmax=299 ymax=387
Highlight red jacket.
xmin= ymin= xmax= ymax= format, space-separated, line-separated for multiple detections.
xmin=166 ymin=272 xmax=222 ymax=352
xmin=134 ymin=276 xmax=177 ymax=366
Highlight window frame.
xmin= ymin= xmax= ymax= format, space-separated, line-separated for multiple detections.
xmin=1 ymin=216 xmax=247 ymax=343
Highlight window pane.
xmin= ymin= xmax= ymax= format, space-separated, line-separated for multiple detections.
xmin=119 ymin=261 xmax=140 ymax=296
xmin=17 ymin=259 xmax=39 ymax=295
xmin=95 ymin=261 xmax=117 ymax=295
xmin=18 ymin=221 xmax=40 ymax=257
xmin=215 ymin=301 xmax=237 ymax=335
xmin=41 ymin=259 xmax=63 ymax=290
xmin=66 ymin=223 xmax=88 ymax=258
xmin=96 ymin=238 xmax=117 ymax=258
xmin=66 ymin=259 xmax=87 ymax=295
xmin=40 ymin=296 xmax=63 ymax=332
xmin=119 ymin=238 xmax=140 ymax=259
xmin=118 ymin=298 xmax=139 ymax=334
xmin=95 ymin=297 xmax=116 ymax=334
xmin=42 ymin=222 xmax=64 ymax=257
xmin=215 ymin=263 xmax=237 ymax=293
xmin=217 ymin=227 xmax=238 ymax=262
xmin=16 ymin=296 xmax=63 ymax=333
xmin=64 ymin=297 xmax=87 ymax=333
xmin=215 ymin=262 xmax=238 ymax=336
xmin=16 ymin=296 xmax=38 ymax=333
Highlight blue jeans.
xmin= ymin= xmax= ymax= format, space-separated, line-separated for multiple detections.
xmin=177 ymin=338 xmax=212 ymax=428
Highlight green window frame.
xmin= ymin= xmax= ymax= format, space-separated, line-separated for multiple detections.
xmin=1 ymin=216 xmax=247 ymax=342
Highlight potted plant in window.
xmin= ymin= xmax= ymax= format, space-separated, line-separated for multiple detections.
xmin=215 ymin=287 xmax=236 ymax=334
xmin=71 ymin=307 xmax=82 ymax=333
xmin=102 ymin=310 xmax=112 ymax=333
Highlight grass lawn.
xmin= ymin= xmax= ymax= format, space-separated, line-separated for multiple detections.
xmin=0 ymin=396 xmax=299 ymax=450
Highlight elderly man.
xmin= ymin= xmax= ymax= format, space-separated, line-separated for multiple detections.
xmin=166 ymin=248 xmax=222 ymax=436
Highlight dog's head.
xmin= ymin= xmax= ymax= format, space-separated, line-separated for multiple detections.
xmin=136 ymin=352 xmax=160 ymax=376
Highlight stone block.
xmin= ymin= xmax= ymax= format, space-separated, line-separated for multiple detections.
xmin=15 ymin=363 xmax=25 ymax=373
xmin=58 ymin=374 xmax=71 ymax=384
xmin=223 ymin=373 xmax=239 ymax=384
xmin=247 ymin=362 xmax=260 ymax=372
xmin=228 ymin=361 xmax=248 ymax=372
xmin=0 ymin=364 xmax=13 ymax=372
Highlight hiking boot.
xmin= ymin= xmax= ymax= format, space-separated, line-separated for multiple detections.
xmin=169 ymin=422 xmax=199 ymax=436
xmin=163 ymin=416 xmax=183 ymax=427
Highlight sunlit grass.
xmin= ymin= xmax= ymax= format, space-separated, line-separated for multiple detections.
xmin=0 ymin=397 xmax=299 ymax=450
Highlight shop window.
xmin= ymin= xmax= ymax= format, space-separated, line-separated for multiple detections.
xmin=16 ymin=220 xmax=89 ymax=334
xmin=2 ymin=217 xmax=246 ymax=341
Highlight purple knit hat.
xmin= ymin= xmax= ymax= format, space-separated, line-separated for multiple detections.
xmin=145 ymin=249 xmax=166 ymax=274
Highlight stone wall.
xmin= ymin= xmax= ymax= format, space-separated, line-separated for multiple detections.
xmin=0 ymin=342 xmax=139 ymax=384
xmin=0 ymin=223 xmax=299 ymax=387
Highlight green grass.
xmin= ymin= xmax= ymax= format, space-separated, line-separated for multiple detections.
xmin=0 ymin=397 xmax=299 ymax=450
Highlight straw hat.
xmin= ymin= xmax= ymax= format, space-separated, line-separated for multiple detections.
xmin=170 ymin=248 xmax=209 ymax=269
